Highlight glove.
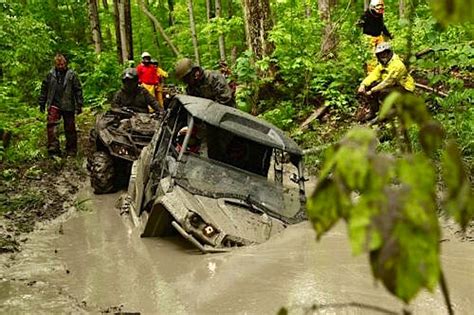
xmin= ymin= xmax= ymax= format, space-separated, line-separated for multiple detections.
xmin=75 ymin=107 xmax=82 ymax=115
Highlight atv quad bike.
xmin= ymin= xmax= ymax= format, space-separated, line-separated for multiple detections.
xmin=124 ymin=95 xmax=307 ymax=253
xmin=88 ymin=107 xmax=160 ymax=194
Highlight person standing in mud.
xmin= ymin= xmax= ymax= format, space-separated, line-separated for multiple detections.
xmin=175 ymin=58 xmax=236 ymax=107
xmin=39 ymin=54 xmax=83 ymax=156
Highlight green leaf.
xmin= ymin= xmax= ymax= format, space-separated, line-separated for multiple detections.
xmin=306 ymin=178 xmax=350 ymax=239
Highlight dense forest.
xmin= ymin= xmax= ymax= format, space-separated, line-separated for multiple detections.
xmin=0 ymin=0 xmax=473 ymax=310
xmin=0 ymin=0 xmax=472 ymax=166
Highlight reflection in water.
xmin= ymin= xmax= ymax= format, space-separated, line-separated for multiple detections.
xmin=1 ymin=190 xmax=473 ymax=314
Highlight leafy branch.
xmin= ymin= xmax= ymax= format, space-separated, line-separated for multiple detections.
xmin=307 ymin=91 xmax=473 ymax=312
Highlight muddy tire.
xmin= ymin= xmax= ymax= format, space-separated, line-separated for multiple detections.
xmin=89 ymin=151 xmax=115 ymax=194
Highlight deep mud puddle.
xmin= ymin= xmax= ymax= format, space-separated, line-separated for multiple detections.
xmin=1 ymin=189 xmax=473 ymax=314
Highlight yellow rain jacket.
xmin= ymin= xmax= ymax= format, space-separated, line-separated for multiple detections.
xmin=142 ymin=67 xmax=169 ymax=110
xmin=361 ymin=54 xmax=415 ymax=93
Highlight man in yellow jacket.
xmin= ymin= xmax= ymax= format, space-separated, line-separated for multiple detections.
xmin=357 ymin=42 xmax=415 ymax=121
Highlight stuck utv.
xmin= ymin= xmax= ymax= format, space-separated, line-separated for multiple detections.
xmin=124 ymin=95 xmax=307 ymax=253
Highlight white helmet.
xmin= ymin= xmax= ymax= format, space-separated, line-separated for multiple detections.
xmin=375 ymin=42 xmax=391 ymax=54
xmin=370 ymin=0 xmax=385 ymax=14
xmin=141 ymin=51 xmax=151 ymax=59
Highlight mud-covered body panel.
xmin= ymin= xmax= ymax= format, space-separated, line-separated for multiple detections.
xmin=125 ymin=96 xmax=306 ymax=252
xmin=95 ymin=110 xmax=159 ymax=161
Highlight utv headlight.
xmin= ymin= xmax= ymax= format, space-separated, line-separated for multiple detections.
xmin=111 ymin=143 xmax=135 ymax=157
xmin=203 ymin=225 xmax=215 ymax=237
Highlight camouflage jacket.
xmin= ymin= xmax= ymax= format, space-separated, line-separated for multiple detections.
xmin=38 ymin=68 xmax=83 ymax=112
xmin=186 ymin=70 xmax=235 ymax=107
xmin=112 ymin=86 xmax=160 ymax=113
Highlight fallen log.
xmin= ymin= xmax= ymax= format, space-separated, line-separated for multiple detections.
xmin=298 ymin=106 xmax=329 ymax=131
xmin=415 ymin=83 xmax=449 ymax=98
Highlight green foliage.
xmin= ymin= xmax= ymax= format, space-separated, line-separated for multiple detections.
xmin=80 ymin=51 xmax=124 ymax=110
xmin=307 ymin=127 xmax=442 ymax=302
xmin=431 ymin=0 xmax=474 ymax=25
xmin=308 ymin=89 xmax=473 ymax=303
xmin=0 ymin=6 xmax=55 ymax=101
xmin=260 ymin=101 xmax=295 ymax=130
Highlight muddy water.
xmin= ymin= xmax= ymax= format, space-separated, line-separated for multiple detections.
xmin=1 ymin=189 xmax=473 ymax=314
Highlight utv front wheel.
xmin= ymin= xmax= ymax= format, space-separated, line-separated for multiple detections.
xmin=89 ymin=151 xmax=115 ymax=194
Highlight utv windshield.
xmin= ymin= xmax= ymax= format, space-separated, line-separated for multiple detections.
xmin=174 ymin=154 xmax=302 ymax=221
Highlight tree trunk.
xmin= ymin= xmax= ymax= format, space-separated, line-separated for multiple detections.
xmin=242 ymin=0 xmax=274 ymax=60
xmin=144 ymin=0 xmax=161 ymax=52
xmin=206 ymin=0 xmax=211 ymax=21
xmin=188 ymin=0 xmax=201 ymax=65
xmin=261 ymin=0 xmax=274 ymax=57
xmin=364 ymin=0 xmax=369 ymax=10
xmin=138 ymin=0 xmax=180 ymax=57
xmin=318 ymin=0 xmax=337 ymax=57
xmin=305 ymin=0 xmax=312 ymax=17
xmin=228 ymin=0 xmax=234 ymax=18
xmin=399 ymin=0 xmax=406 ymax=19
xmin=88 ymin=0 xmax=103 ymax=54
xmin=118 ymin=0 xmax=129 ymax=63
xmin=215 ymin=0 xmax=226 ymax=62
xmin=113 ymin=0 xmax=123 ymax=63
xmin=168 ymin=0 xmax=175 ymax=26
xmin=124 ymin=0 xmax=133 ymax=61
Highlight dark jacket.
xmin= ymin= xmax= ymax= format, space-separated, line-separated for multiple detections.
xmin=39 ymin=68 xmax=83 ymax=112
xmin=357 ymin=10 xmax=392 ymax=38
xmin=112 ymin=85 xmax=160 ymax=113
xmin=186 ymin=70 xmax=235 ymax=107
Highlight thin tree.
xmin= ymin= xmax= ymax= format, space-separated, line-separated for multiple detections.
xmin=113 ymin=0 xmax=123 ymax=63
xmin=124 ymin=0 xmax=134 ymax=60
xmin=118 ymin=0 xmax=130 ymax=63
xmin=242 ymin=0 xmax=274 ymax=60
xmin=168 ymin=0 xmax=175 ymax=26
xmin=215 ymin=0 xmax=226 ymax=62
xmin=261 ymin=0 xmax=274 ymax=57
xmin=206 ymin=0 xmax=212 ymax=21
xmin=188 ymin=0 xmax=201 ymax=65
xmin=305 ymin=0 xmax=312 ymax=17
xmin=88 ymin=0 xmax=103 ymax=54
xmin=138 ymin=0 xmax=180 ymax=57
xmin=318 ymin=0 xmax=337 ymax=57
xmin=399 ymin=0 xmax=406 ymax=19
xmin=144 ymin=0 xmax=161 ymax=52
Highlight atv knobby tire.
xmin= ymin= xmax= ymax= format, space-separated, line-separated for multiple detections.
xmin=89 ymin=151 xmax=115 ymax=194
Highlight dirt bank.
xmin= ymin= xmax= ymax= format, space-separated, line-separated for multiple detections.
xmin=0 ymin=158 xmax=87 ymax=253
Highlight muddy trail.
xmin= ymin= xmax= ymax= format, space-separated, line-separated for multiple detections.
xmin=1 ymin=185 xmax=473 ymax=314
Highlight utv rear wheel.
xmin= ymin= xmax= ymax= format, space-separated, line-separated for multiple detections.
xmin=89 ymin=151 xmax=115 ymax=194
